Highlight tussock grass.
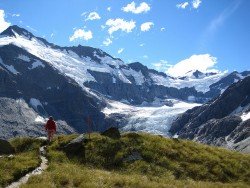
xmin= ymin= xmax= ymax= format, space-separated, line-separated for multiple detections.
xmin=21 ymin=133 xmax=250 ymax=187
xmin=21 ymin=163 xmax=248 ymax=188
xmin=0 ymin=138 xmax=43 ymax=187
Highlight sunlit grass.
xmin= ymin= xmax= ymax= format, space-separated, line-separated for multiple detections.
xmin=21 ymin=133 xmax=250 ymax=187
xmin=0 ymin=138 xmax=43 ymax=187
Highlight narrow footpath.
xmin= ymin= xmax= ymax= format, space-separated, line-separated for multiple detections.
xmin=6 ymin=146 xmax=48 ymax=188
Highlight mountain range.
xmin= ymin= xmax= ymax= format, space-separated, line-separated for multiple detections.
xmin=0 ymin=25 xmax=249 ymax=152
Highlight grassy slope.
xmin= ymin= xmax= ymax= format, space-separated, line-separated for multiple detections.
xmin=0 ymin=138 xmax=43 ymax=187
xmin=21 ymin=133 xmax=250 ymax=188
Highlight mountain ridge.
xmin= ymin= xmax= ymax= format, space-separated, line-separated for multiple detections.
xmin=170 ymin=76 xmax=250 ymax=153
xmin=0 ymin=25 xmax=249 ymax=150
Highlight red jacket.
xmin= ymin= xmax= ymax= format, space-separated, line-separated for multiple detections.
xmin=45 ymin=119 xmax=56 ymax=131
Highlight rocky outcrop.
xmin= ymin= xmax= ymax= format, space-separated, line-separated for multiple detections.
xmin=0 ymin=139 xmax=14 ymax=154
xmin=63 ymin=134 xmax=87 ymax=157
xmin=124 ymin=151 xmax=142 ymax=162
xmin=101 ymin=127 xmax=121 ymax=139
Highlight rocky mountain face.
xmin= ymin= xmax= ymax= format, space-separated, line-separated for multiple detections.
xmin=84 ymin=62 xmax=250 ymax=104
xmin=0 ymin=25 xmax=249 ymax=146
xmin=0 ymin=97 xmax=76 ymax=139
xmin=1 ymin=26 xmax=249 ymax=105
xmin=169 ymin=76 xmax=250 ymax=153
xmin=0 ymin=32 xmax=108 ymax=138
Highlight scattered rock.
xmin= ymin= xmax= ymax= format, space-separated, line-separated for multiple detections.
xmin=101 ymin=127 xmax=121 ymax=139
xmin=124 ymin=151 xmax=142 ymax=162
xmin=63 ymin=135 xmax=86 ymax=157
xmin=0 ymin=139 xmax=15 ymax=154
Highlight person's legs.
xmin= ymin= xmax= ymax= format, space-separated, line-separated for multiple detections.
xmin=50 ymin=130 xmax=55 ymax=141
xmin=47 ymin=130 xmax=50 ymax=141
xmin=48 ymin=130 xmax=53 ymax=142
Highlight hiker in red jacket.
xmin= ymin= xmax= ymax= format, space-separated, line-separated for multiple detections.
xmin=45 ymin=116 xmax=56 ymax=142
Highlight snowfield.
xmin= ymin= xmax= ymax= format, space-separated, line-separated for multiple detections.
xmin=103 ymin=99 xmax=200 ymax=136
xmin=0 ymin=57 xmax=19 ymax=74
xmin=149 ymin=72 xmax=227 ymax=93
xmin=241 ymin=112 xmax=250 ymax=121
xmin=0 ymin=30 xmax=229 ymax=93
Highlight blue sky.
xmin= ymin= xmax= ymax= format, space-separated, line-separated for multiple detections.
xmin=0 ymin=0 xmax=249 ymax=76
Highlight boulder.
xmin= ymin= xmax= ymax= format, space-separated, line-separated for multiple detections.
xmin=124 ymin=151 xmax=142 ymax=162
xmin=63 ymin=134 xmax=86 ymax=157
xmin=0 ymin=139 xmax=15 ymax=154
xmin=101 ymin=127 xmax=121 ymax=139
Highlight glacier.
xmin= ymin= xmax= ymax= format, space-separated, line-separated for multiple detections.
xmin=103 ymin=99 xmax=200 ymax=136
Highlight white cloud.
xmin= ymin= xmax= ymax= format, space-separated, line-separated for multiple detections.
xmin=12 ymin=13 xmax=20 ymax=17
xmin=105 ymin=18 xmax=136 ymax=35
xmin=81 ymin=12 xmax=87 ymax=16
xmin=152 ymin=60 xmax=172 ymax=71
xmin=85 ymin=12 xmax=101 ymax=21
xmin=143 ymin=55 xmax=148 ymax=59
xmin=51 ymin=33 xmax=54 ymax=38
xmin=118 ymin=48 xmax=124 ymax=54
xmin=166 ymin=54 xmax=218 ymax=77
xmin=69 ymin=29 xmax=93 ymax=41
xmin=122 ymin=1 xmax=150 ymax=14
xmin=192 ymin=0 xmax=202 ymax=9
xmin=141 ymin=22 xmax=154 ymax=32
xmin=103 ymin=37 xmax=112 ymax=46
xmin=26 ymin=25 xmax=37 ymax=32
xmin=0 ymin=10 xmax=11 ymax=33
xmin=160 ymin=27 xmax=166 ymax=32
xmin=176 ymin=2 xmax=189 ymax=9
xmin=107 ymin=7 xmax=111 ymax=12
xmin=139 ymin=43 xmax=145 ymax=47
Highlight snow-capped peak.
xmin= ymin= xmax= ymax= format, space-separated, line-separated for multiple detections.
xmin=0 ymin=25 xmax=244 ymax=99
xmin=0 ymin=26 xmax=134 ymax=86
xmin=179 ymin=69 xmax=219 ymax=80
xmin=1 ymin=25 xmax=34 ymax=39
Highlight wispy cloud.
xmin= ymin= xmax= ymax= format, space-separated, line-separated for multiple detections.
xmin=192 ymin=0 xmax=202 ymax=9
xmin=26 ymin=25 xmax=37 ymax=32
xmin=152 ymin=60 xmax=172 ymax=72
xmin=0 ymin=10 xmax=11 ymax=33
xmin=12 ymin=13 xmax=20 ymax=17
xmin=107 ymin=7 xmax=111 ymax=12
xmin=208 ymin=0 xmax=241 ymax=34
xmin=122 ymin=1 xmax=150 ymax=14
xmin=103 ymin=37 xmax=112 ymax=46
xmin=141 ymin=22 xmax=154 ymax=32
xmin=199 ymin=0 xmax=242 ymax=49
xmin=139 ymin=43 xmax=145 ymax=47
xmin=105 ymin=18 xmax=136 ymax=35
xmin=81 ymin=12 xmax=87 ymax=16
xmin=176 ymin=2 xmax=189 ymax=9
xmin=69 ymin=29 xmax=93 ymax=41
xmin=85 ymin=12 xmax=101 ymax=21
xmin=118 ymin=48 xmax=124 ymax=54
xmin=160 ymin=27 xmax=166 ymax=32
